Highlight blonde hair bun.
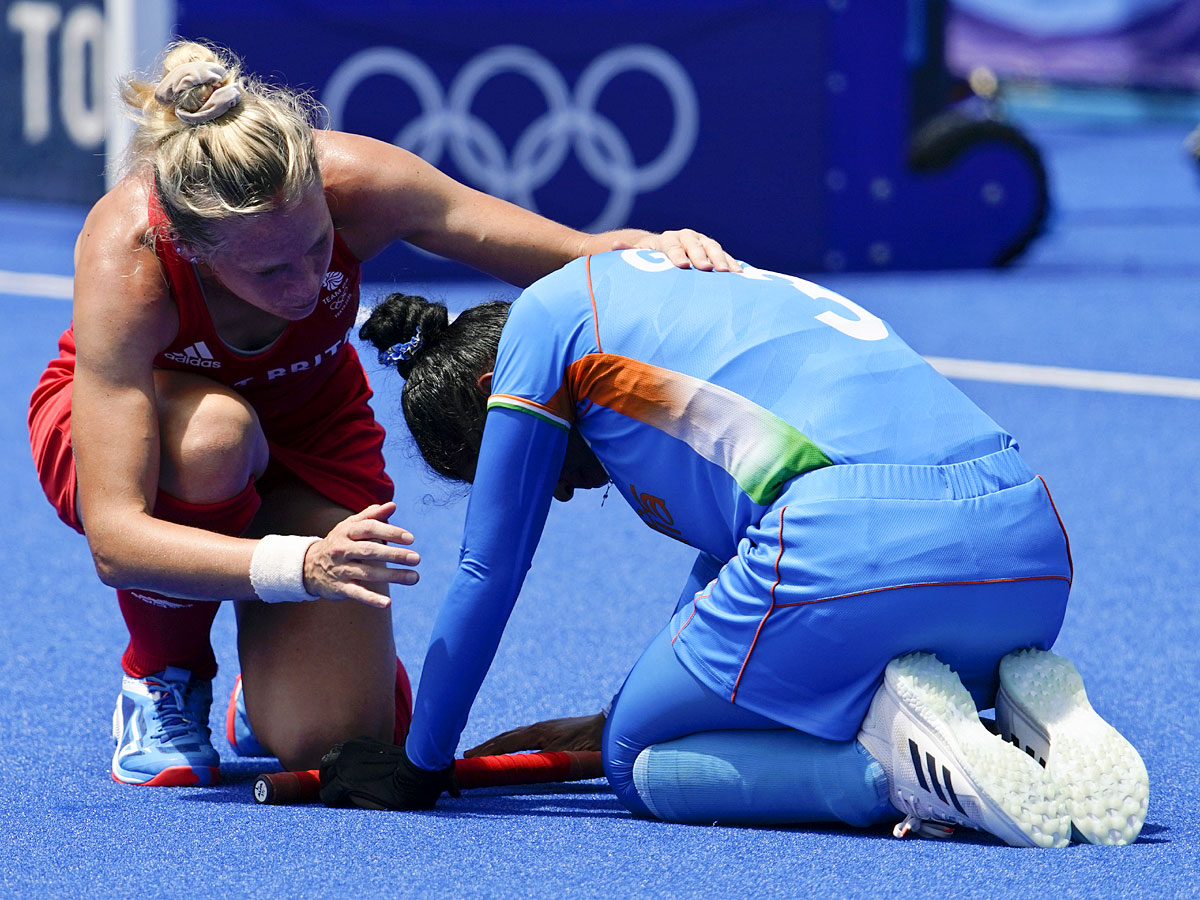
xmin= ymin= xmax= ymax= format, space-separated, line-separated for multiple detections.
xmin=153 ymin=59 xmax=243 ymax=125
xmin=120 ymin=40 xmax=321 ymax=257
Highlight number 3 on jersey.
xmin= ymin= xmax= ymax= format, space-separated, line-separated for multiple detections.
xmin=620 ymin=250 xmax=888 ymax=342
xmin=734 ymin=264 xmax=888 ymax=342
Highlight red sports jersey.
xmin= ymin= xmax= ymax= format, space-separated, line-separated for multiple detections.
xmin=28 ymin=194 xmax=393 ymax=532
xmin=146 ymin=195 xmax=364 ymax=420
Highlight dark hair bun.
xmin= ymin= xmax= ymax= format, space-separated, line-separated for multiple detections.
xmin=360 ymin=292 xmax=450 ymax=378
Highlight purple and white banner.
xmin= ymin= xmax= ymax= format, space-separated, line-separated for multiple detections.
xmin=947 ymin=0 xmax=1200 ymax=89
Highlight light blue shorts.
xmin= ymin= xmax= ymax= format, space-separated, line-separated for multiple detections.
xmin=668 ymin=447 xmax=1072 ymax=740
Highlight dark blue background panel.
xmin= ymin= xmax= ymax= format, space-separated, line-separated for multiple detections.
xmin=177 ymin=0 xmax=1046 ymax=278
xmin=0 ymin=0 xmax=108 ymax=204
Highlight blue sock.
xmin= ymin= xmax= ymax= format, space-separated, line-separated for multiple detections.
xmin=631 ymin=729 xmax=893 ymax=827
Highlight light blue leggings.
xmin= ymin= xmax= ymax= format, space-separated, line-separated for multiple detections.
xmin=601 ymin=622 xmax=892 ymax=826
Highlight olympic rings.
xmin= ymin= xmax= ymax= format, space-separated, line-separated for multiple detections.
xmin=322 ymin=44 xmax=699 ymax=232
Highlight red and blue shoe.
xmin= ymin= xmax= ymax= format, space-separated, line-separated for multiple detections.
xmin=225 ymin=674 xmax=271 ymax=757
xmin=111 ymin=667 xmax=220 ymax=786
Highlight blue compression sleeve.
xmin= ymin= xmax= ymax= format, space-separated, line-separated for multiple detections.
xmin=406 ymin=407 xmax=568 ymax=770
xmin=632 ymin=731 xmax=893 ymax=827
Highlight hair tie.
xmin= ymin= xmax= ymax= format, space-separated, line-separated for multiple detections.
xmin=379 ymin=328 xmax=424 ymax=366
xmin=154 ymin=60 xmax=243 ymax=124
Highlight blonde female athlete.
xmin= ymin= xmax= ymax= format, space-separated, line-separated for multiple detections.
xmin=26 ymin=41 xmax=735 ymax=786
xmin=323 ymin=250 xmax=1147 ymax=847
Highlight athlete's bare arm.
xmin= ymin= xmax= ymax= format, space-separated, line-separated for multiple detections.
xmin=317 ymin=130 xmax=737 ymax=286
xmin=70 ymin=179 xmax=254 ymax=598
xmin=70 ymin=179 xmax=415 ymax=606
xmin=464 ymin=712 xmax=606 ymax=757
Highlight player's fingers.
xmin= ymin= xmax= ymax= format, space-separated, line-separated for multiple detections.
xmin=702 ymin=238 xmax=740 ymax=272
xmin=463 ymin=726 xmax=547 ymax=757
xmin=660 ymin=233 xmax=696 ymax=269
xmin=669 ymin=228 xmax=715 ymax=270
xmin=338 ymin=539 xmax=420 ymax=568
xmin=314 ymin=560 xmax=419 ymax=595
xmin=356 ymin=562 xmax=419 ymax=586
xmin=345 ymin=517 xmax=416 ymax=546
xmin=336 ymin=580 xmax=393 ymax=609
xmin=348 ymin=501 xmax=396 ymax=522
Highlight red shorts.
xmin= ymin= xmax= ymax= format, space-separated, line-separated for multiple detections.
xmin=28 ymin=342 xmax=393 ymax=534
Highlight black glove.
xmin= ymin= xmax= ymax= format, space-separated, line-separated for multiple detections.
xmin=318 ymin=738 xmax=457 ymax=810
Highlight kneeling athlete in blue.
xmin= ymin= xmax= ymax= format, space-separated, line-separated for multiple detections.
xmin=324 ymin=250 xmax=1147 ymax=846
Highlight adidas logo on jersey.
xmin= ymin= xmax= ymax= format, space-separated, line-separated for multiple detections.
xmin=163 ymin=341 xmax=221 ymax=369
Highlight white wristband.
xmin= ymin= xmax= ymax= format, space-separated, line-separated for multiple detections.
xmin=250 ymin=534 xmax=321 ymax=603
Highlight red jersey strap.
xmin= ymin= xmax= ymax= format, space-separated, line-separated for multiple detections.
xmin=147 ymin=189 xmax=208 ymax=344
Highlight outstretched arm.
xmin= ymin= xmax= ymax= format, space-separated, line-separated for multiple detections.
xmin=318 ymin=130 xmax=740 ymax=285
xmin=406 ymin=408 xmax=570 ymax=771
xmin=463 ymin=552 xmax=725 ymax=756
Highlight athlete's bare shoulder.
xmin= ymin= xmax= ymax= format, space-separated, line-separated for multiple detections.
xmin=316 ymin=128 xmax=426 ymax=183
xmin=316 ymin=128 xmax=499 ymax=263
xmin=78 ymin=174 xmax=153 ymax=250
xmin=73 ymin=172 xmax=176 ymax=355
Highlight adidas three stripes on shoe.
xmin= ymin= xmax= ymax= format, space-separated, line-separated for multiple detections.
xmin=858 ymin=652 xmax=1072 ymax=848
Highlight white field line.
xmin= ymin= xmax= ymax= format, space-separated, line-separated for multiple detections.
xmin=925 ymin=356 xmax=1200 ymax=400
xmin=0 ymin=269 xmax=73 ymax=300
xmin=5 ymin=269 xmax=1198 ymax=400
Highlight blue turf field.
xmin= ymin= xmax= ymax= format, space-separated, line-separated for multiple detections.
xmin=2 ymin=113 xmax=1198 ymax=898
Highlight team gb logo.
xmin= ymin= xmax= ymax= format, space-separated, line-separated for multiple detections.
xmin=322 ymin=270 xmax=352 ymax=315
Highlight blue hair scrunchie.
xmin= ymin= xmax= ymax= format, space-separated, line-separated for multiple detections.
xmin=379 ymin=328 xmax=423 ymax=366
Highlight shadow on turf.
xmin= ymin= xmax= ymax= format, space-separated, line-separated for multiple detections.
xmin=177 ymin=764 xmax=1171 ymax=846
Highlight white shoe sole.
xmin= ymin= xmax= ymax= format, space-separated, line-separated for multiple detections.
xmin=996 ymin=649 xmax=1149 ymax=845
xmin=860 ymin=652 xmax=1071 ymax=848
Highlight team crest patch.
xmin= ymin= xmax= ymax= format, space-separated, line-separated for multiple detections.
xmin=630 ymin=484 xmax=682 ymax=539
xmin=322 ymin=270 xmax=352 ymax=314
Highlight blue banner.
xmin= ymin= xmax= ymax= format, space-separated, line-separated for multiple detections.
xmin=177 ymin=0 xmax=1047 ymax=275
xmin=1 ymin=0 xmax=107 ymax=204
xmin=179 ymin=1 xmax=827 ymax=278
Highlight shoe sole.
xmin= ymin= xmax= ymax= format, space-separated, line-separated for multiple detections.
xmin=996 ymin=649 xmax=1148 ymax=845
xmin=878 ymin=653 xmax=1070 ymax=848
xmin=111 ymin=765 xmax=220 ymax=787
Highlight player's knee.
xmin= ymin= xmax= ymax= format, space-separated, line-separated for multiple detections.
xmin=601 ymin=718 xmax=654 ymax=818
xmin=155 ymin=375 xmax=268 ymax=502
xmin=270 ymin=709 xmax=395 ymax=772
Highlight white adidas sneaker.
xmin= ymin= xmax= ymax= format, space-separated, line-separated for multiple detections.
xmin=996 ymin=649 xmax=1149 ymax=846
xmin=858 ymin=652 xmax=1071 ymax=848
